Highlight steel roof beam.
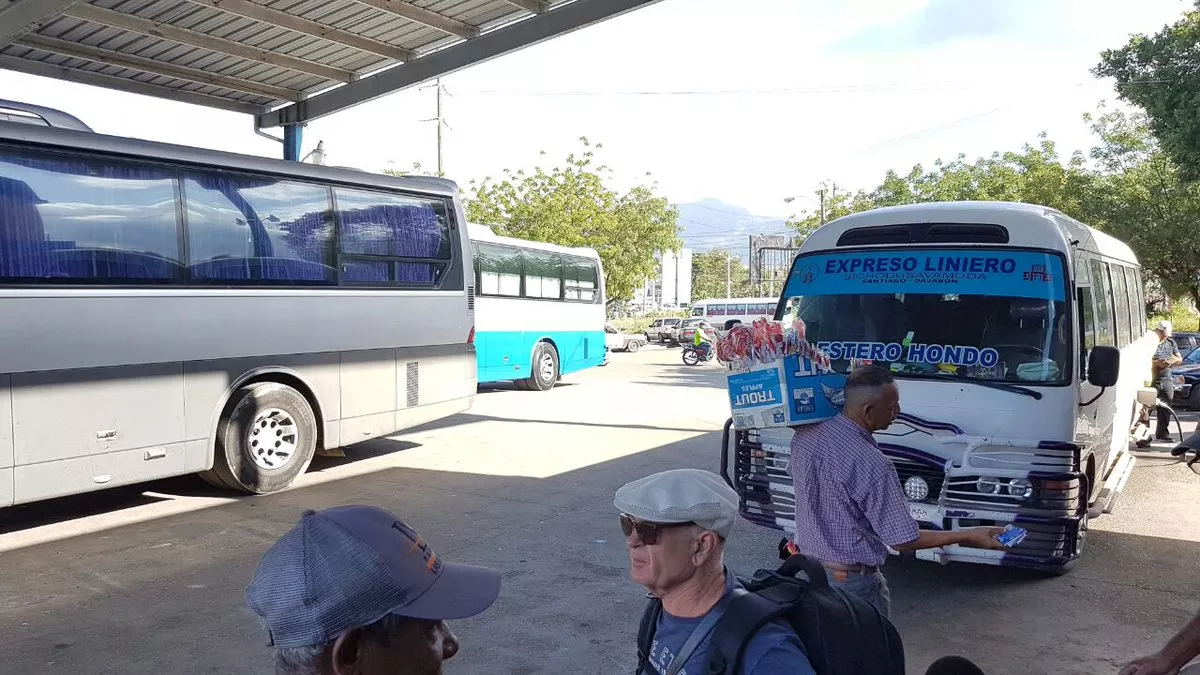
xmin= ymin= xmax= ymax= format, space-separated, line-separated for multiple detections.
xmin=185 ymin=0 xmax=414 ymax=63
xmin=0 ymin=0 xmax=85 ymax=47
xmin=352 ymin=0 xmax=478 ymax=39
xmin=257 ymin=0 xmax=663 ymax=128
xmin=65 ymin=4 xmax=354 ymax=83
xmin=504 ymin=0 xmax=549 ymax=13
xmin=0 ymin=54 xmax=262 ymax=114
xmin=18 ymin=33 xmax=298 ymax=101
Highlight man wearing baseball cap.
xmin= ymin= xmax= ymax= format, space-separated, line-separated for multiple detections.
xmin=1153 ymin=320 xmax=1182 ymax=442
xmin=617 ymin=468 xmax=816 ymax=675
xmin=246 ymin=505 xmax=501 ymax=675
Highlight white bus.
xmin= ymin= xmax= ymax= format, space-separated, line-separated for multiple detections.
xmin=690 ymin=297 xmax=781 ymax=330
xmin=728 ymin=202 xmax=1154 ymax=575
xmin=0 ymin=106 xmax=476 ymax=507
xmin=469 ymin=223 xmax=605 ymax=390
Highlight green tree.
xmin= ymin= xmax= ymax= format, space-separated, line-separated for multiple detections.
xmin=691 ymin=248 xmax=751 ymax=300
xmin=783 ymin=110 xmax=1200 ymax=309
xmin=465 ymin=138 xmax=680 ymax=306
xmin=1081 ymin=106 xmax=1200 ymax=308
xmin=1095 ymin=5 xmax=1200 ymax=181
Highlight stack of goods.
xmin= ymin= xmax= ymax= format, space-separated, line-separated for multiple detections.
xmin=716 ymin=318 xmax=831 ymax=374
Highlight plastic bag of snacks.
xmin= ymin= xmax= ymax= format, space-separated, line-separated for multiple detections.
xmin=720 ymin=318 xmax=842 ymax=430
xmin=716 ymin=318 xmax=830 ymax=373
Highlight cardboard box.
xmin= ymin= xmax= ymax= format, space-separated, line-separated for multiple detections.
xmin=726 ymin=354 xmax=847 ymax=430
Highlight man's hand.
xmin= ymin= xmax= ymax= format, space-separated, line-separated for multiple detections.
xmin=1119 ymin=653 xmax=1179 ymax=675
xmin=960 ymin=527 xmax=1008 ymax=550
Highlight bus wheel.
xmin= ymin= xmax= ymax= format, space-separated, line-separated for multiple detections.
xmin=522 ymin=343 xmax=559 ymax=392
xmin=201 ymin=382 xmax=318 ymax=494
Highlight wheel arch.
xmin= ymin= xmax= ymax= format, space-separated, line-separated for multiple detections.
xmin=205 ymin=366 xmax=328 ymax=468
xmin=526 ymin=336 xmax=559 ymax=378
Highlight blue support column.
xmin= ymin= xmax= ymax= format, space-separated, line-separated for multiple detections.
xmin=283 ymin=124 xmax=303 ymax=161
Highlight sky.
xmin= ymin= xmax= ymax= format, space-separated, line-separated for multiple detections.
xmin=0 ymin=0 xmax=1191 ymax=219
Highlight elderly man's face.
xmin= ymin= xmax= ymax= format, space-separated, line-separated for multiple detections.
xmin=334 ymin=618 xmax=459 ymax=675
xmin=625 ymin=519 xmax=706 ymax=593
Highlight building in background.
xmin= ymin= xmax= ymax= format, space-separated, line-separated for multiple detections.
xmin=631 ymin=248 xmax=693 ymax=313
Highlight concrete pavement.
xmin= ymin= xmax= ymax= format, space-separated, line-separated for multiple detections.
xmin=0 ymin=346 xmax=1197 ymax=674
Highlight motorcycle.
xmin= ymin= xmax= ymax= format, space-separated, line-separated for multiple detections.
xmin=682 ymin=343 xmax=715 ymax=366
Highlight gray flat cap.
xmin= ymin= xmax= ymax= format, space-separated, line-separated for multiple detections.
xmin=614 ymin=469 xmax=739 ymax=538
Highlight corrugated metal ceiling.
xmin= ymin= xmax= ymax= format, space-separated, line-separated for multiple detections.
xmin=0 ymin=0 xmax=559 ymax=116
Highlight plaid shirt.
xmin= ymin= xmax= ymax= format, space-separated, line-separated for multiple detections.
xmin=788 ymin=414 xmax=920 ymax=566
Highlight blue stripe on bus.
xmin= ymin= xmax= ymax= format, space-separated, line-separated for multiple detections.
xmin=475 ymin=330 xmax=606 ymax=384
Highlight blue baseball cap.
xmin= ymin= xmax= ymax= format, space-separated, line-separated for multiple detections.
xmin=246 ymin=505 xmax=501 ymax=648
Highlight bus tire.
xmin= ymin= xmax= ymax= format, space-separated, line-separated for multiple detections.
xmin=521 ymin=343 xmax=559 ymax=392
xmin=201 ymin=382 xmax=318 ymax=494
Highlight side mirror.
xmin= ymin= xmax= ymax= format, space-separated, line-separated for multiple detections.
xmin=1087 ymin=345 xmax=1121 ymax=388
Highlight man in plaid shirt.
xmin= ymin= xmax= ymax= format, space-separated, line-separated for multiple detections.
xmin=788 ymin=366 xmax=1005 ymax=616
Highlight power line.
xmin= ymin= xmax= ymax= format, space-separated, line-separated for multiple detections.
xmin=447 ymin=78 xmax=1170 ymax=98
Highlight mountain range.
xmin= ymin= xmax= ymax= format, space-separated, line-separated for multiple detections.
xmin=674 ymin=199 xmax=790 ymax=261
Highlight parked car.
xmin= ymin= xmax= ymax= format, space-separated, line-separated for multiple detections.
xmin=1174 ymin=330 xmax=1199 ymax=358
xmin=675 ymin=318 xmax=711 ymax=346
xmin=656 ymin=317 xmax=682 ymax=343
xmin=1172 ymin=346 xmax=1200 ymax=409
xmin=644 ymin=318 xmax=665 ymax=342
xmin=606 ymin=324 xmax=648 ymax=353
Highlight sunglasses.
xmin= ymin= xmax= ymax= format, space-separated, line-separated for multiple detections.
xmin=619 ymin=513 xmax=694 ymax=545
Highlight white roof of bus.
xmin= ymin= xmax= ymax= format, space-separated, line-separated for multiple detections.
xmin=467 ymin=222 xmax=600 ymax=259
xmin=694 ymin=297 xmax=779 ymax=304
xmin=799 ymin=201 xmax=1138 ymax=265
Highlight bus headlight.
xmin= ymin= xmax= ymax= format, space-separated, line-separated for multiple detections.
xmin=903 ymin=476 xmax=930 ymax=501
xmin=976 ymin=476 xmax=1002 ymax=495
xmin=1006 ymin=478 xmax=1034 ymax=499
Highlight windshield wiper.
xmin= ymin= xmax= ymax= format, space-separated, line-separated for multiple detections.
xmin=945 ymin=377 xmax=1043 ymax=400
xmin=891 ymin=370 xmax=1044 ymax=400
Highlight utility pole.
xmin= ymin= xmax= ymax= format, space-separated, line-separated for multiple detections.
xmin=419 ymin=78 xmax=450 ymax=176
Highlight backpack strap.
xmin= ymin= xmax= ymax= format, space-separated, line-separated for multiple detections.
xmin=637 ymin=595 xmax=663 ymax=675
xmin=704 ymin=588 xmax=788 ymax=675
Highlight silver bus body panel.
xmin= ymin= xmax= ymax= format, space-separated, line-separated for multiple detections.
xmin=0 ymin=121 xmax=477 ymax=508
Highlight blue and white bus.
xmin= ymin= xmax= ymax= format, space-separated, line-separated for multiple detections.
xmin=726 ymin=202 xmax=1155 ymax=575
xmin=469 ymin=224 xmax=606 ymax=390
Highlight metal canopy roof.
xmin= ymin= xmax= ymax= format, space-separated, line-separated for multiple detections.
xmin=0 ymin=0 xmax=661 ymax=128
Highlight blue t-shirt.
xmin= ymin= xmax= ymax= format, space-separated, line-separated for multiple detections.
xmin=645 ymin=574 xmax=815 ymax=675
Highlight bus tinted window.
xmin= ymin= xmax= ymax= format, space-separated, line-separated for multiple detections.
xmin=0 ymin=149 xmax=182 ymax=282
xmin=187 ymin=173 xmax=334 ymax=284
xmin=691 ymin=305 xmax=704 ymax=316
xmin=565 ymin=256 xmax=598 ymax=303
xmin=335 ymin=188 xmax=450 ymax=286
xmin=1089 ymin=260 xmax=1115 ymax=347
xmin=477 ymin=243 xmax=521 ymax=296
xmin=1123 ymin=266 xmax=1142 ymax=336
xmin=523 ymin=249 xmax=562 ymax=300
xmin=1110 ymin=264 xmax=1130 ymax=347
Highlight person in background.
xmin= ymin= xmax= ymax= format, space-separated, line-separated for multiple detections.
xmin=694 ymin=320 xmax=716 ymax=358
xmin=1152 ymin=319 xmax=1182 ymax=442
xmin=788 ymin=366 xmax=1006 ymax=616
xmin=618 ymin=468 xmax=816 ymax=675
xmin=245 ymin=505 xmax=501 ymax=675
xmin=1121 ymin=607 xmax=1200 ymax=675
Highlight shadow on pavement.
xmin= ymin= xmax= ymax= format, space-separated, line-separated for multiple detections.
xmin=0 ymin=430 xmax=1197 ymax=675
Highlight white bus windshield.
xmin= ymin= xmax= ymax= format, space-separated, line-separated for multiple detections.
xmin=781 ymin=248 xmax=1070 ymax=385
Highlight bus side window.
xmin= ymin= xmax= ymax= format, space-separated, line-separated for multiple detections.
xmin=1123 ymin=266 xmax=1142 ymax=336
xmin=523 ymin=249 xmax=562 ymax=300
xmin=564 ymin=256 xmax=598 ymax=303
xmin=476 ymin=243 xmax=521 ymax=297
xmin=1089 ymin=260 xmax=1115 ymax=347
xmin=1110 ymin=263 xmax=1131 ymax=347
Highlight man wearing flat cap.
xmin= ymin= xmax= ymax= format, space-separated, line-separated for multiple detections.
xmin=246 ymin=505 xmax=501 ymax=675
xmin=617 ymin=468 xmax=816 ymax=675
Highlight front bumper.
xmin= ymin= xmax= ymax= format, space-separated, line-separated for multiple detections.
xmin=721 ymin=421 xmax=1085 ymax=573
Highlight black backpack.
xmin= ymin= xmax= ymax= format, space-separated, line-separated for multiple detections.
xmin=636 ymin=555 xmax=905 ymax=675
